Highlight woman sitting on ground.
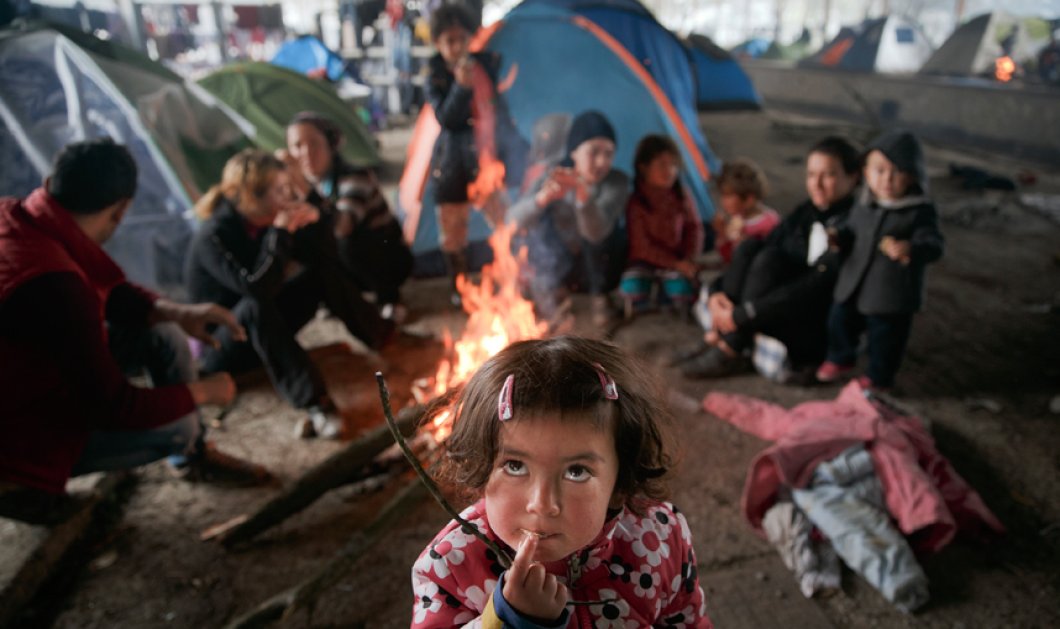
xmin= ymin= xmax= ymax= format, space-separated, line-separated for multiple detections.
xmin=282 ymin=111 xmax=413 ymax=321
xmin=185 ymin=150 xmax=392 ymax=439
xmin=677 ymin=136 xmax=861 ymax=381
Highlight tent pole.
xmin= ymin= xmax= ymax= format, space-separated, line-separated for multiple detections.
xmin=821 ymin=0 xmax=833 ymax=44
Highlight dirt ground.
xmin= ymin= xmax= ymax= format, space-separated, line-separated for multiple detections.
xmin=23 ymin=109 xmax=1060 ymax=628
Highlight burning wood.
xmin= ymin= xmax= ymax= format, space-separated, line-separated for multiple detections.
xmin=426 ymin=222 xmax=546 ymax=398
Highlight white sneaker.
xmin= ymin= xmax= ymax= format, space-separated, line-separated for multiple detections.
xmin=295 ymin=407 xmax=344 ymax=440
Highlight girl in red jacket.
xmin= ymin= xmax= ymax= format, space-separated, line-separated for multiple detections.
xmin=411 ymin=336 xmax=711 ymax=628
xmin=618 ymin=135 xmax=704 ymax=318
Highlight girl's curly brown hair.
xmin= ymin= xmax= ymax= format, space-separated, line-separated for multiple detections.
xmin=433 ymin=336 xmax=676 ymax=513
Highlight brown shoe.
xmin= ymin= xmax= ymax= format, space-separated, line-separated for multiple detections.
xmin=179 ymin=443 xmax=274 ymax=487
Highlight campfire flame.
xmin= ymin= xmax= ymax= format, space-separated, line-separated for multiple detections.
xmin=415 ymin=222 xmax=547 ymax=441
xmin=467 ymin=154 xmax=507 ymax=210
xmin=995 ymin=56 xmax=1016 ymax=82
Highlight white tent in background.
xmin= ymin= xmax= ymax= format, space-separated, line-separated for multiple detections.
xmin=800 ymin=15 xmax=935 ymax=74
xmin=919 ymin=11 xmax=1054 ymax=78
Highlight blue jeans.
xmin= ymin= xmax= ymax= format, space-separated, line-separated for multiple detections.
xmin=826 ymin=300 xmax=913 ymax=388
xmin=72 ymin=323 xmax=204 ymax=475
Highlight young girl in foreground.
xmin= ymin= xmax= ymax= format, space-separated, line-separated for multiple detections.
xmin=411 ymin=336 xmax=711 ymax=627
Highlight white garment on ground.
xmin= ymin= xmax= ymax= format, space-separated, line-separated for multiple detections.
xmin=792 ymin=445 xmax=930 ymax=613
xmin=763 ymin=501 xmax=841 ymax=598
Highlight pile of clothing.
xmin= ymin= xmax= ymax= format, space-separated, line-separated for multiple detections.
xmin=704 ymin=381 xmax=1004 ymax=612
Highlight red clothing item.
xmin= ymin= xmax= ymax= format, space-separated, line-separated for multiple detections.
xmin=703 ymin=381 xmax=1004 ymax=554
xmin=0 ymin=189 xmax=195 ymax=494
xmin=626 ymin=185 xmax=704 ymax=270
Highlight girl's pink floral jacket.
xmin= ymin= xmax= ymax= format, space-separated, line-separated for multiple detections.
xmin=411 ymin=499 xmax=712 ymax=628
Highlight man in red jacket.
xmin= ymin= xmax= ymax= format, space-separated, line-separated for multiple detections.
xmin=0 ymin=139 xmax=271 ymax=523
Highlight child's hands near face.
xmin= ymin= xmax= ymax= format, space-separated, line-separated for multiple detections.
xmin=535 ymin=168 xmax=575 ymax=208
xmin=274 ymin=202 xmax=319 ymax=233
xmin=502 ymin=534 xmax=568 ymax=622
xmin=879 ymin=236 xmax=911 ymax=265
xmin=453 ymin=55 xmax=475 ymax=87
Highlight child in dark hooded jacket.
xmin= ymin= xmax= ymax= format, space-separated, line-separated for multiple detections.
xmin=816 ymin=131 xmax=944 ymax=389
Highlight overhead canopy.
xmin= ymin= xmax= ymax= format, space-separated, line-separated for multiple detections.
xmin=919 ymin=12 xmax=1055 ymax=77
xmin=197 ymin=61 xmax=379 ymax=167
xmin=0 ymin=21 xmax=251 ymax=290
xmin=800 ymin=16 xmax=934 ymax=73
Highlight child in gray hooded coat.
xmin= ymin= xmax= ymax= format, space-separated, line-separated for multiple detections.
xmin=816 ymin=131 xmax=944 ymax=389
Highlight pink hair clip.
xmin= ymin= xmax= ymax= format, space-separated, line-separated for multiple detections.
xmin=592 ymin=362 xmax=619 ymax=400
xmin=497 ymin=374 xmax=515 ymax=421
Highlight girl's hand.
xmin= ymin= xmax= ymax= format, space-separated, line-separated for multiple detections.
xmin=273 ymin=202 xmax=320 ymax=233
xmin=675 ymin=259 xmax=698 ymax=279
xmin=453 ymin=56 xmax=475 ymax=87
xmin=536 ymin=168 xmax=574 ymax=208
xmin=724 ymin=215 xmax=744 ymax=242
xmin=879 ymin=236 xmax=911 ymax=265
xmin=502 ymin=534 xmax=568 ymax=622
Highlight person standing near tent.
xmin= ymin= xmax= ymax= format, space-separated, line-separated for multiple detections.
xmin=509 ymin=110 xmax=629 ymax=329
xmin=282 ymin=111 xmax=413 ymax=322
xmin=0 ymin=139 xmax=272 ymax=520
xmin=186 ymin=150 xmax=394 ymax=440
xmin=427 ymin=2 xmax=524 ymax=306
xmin=676 ymin=137 xmax=861 ymax=382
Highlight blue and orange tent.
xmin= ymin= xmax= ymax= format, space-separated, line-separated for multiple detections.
xmin=685 ymin=33 xmax=761 ymax=111
xmin=397 ymin=2 xmax=719 ymax=275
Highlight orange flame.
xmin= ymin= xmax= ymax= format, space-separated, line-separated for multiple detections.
xmin=995 ymin=56 xmax=1016 ymax=82
xmin=467 ymin=154 xmax=507 ymax=210
xmin=419 ymin=222 xmax=547 ymax=441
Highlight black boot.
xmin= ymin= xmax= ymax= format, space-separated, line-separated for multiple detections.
xmin=444 ymin=251 xmax=468 ymax=308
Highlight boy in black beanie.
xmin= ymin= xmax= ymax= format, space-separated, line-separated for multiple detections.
xmin=816 ymin=130 xmax=944 ymax=389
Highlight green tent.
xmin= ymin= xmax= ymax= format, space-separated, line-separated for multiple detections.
xmin=197 ymin=62 xmax=379 ymax=167
xmin=0 ymin=20 xmax=253 ymax=290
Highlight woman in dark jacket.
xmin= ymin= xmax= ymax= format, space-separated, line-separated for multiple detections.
xmin=284 ymin=111 xmax=412 ymax=319
xmin=679 ymin=136 xmax=862 ymax=381
xmin=185 ymin=150 xmax=392 ymax=438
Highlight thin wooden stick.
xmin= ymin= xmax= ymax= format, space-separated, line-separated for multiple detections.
xmin=375 ymin=372 xmax=513 ymax=568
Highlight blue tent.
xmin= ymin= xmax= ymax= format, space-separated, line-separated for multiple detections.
xmin=517 ymin=0 xmax=718 ymax=167
xmin=397 ymin=2 xmax=719 ymax=276
xmin=685 ymin=34 xmax=761 ymax=110
xmin=271 ymin=35 xmax=363 ymax=83
xmin=397 ymin=3 xmax=720 ymax=274
xmin=730 ymin=37 xmax=772 ymax=59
